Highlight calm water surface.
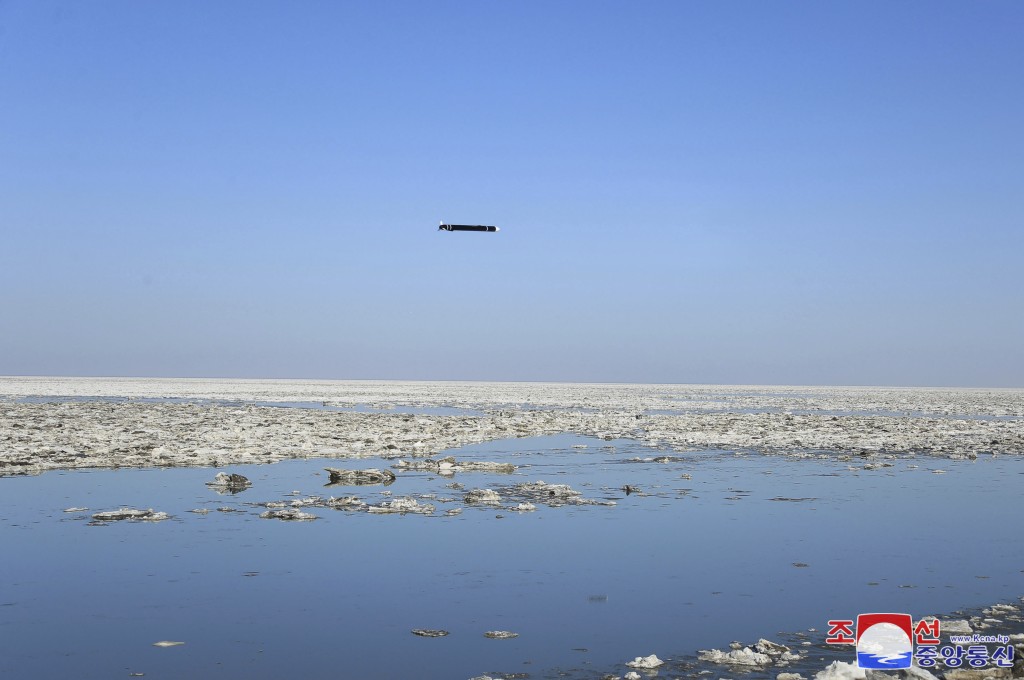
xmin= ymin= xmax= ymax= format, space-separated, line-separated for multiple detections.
xmin=1 ymin=435 xmax=1022 ymax=679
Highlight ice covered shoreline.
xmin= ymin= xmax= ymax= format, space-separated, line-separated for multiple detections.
xmin=596 ymin=598 xmax=1024 ymax=680
xmin=2 ymin=378 xmax=1023 ymax=476
xmin=3 ymin=378 xmax=1022 ymax=680
xmin=2 ymin=376 xmax=1023 ymax=415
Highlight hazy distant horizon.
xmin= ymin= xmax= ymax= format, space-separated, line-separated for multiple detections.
xmin=3 ymin=2 xmax=1021 ymax=388
xmin=2 ymin=373 xmax=1021 ymax=391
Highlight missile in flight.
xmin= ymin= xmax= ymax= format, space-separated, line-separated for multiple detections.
xmin=438 ymin=221 xmax=500 ymax=233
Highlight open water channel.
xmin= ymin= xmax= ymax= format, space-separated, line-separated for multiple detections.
xmin=2 ymin=434 xmax=1022 ymax=679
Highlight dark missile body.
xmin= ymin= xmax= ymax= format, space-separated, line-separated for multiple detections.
xmin=438 ymin=223 xmax=499 ymax=232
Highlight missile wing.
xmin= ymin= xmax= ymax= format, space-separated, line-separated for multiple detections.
xmin=438 ymin=221 xmax=500 ymax=233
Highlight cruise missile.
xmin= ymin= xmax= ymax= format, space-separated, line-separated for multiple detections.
xmin=438 ymin=221 xmax=499 ymax=233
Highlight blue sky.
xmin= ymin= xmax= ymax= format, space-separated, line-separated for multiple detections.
xmin=1 ymin=1 xmax=1021 ymax=386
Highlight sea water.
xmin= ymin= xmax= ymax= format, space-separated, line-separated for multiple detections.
xmin=1 ymin=434 xmax=1022 ymax=679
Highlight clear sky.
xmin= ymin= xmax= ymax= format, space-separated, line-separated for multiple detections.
xmin=1 ymin=1 xmax=1021 ymax=386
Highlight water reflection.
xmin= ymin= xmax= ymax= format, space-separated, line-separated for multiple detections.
xmin=1 ymin=435 xmax=1022 ymax=679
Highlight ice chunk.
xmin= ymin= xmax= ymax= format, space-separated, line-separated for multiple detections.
xmin=756 ymin=639 xmax=791 ymax=656
xmin=325 ymin=496 xmax=364 ymax=509
xmin=941 ymin=619 xmax=972 ymax=634
xmin=324 ymin=467 xmax=396 ymax=486
xmin=698 ymin=647 xmax=772 ymax=666
xmin=205 ymin=472 xmax=251 ymax=493
xmin=464 ymin=488 xmax=502 ymax=505
xmin=626 ymin=654 xmax=664 ymax=668
xmin=814 ymin=661 xmax=865 ymax=680
xmin=367 ymin=497 xmax=435 ymax=514
xmin=259 ymin=508 xmax=317 ymax=521
xmin=92 ymin=508 xmax=168 ymax=522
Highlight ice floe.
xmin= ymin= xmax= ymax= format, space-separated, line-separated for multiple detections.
xmin=393 ymin=456 xmax=516 ymax=475
xmin=258 ymin=508 xmax=317 ymax=520
xmin=497 ymin=480 xmax=614 ymax=507
xmin=91 ymin=508 xmax=169 ymax=522
xmin=324 ymin=467 xmax=396 ymax=486
xmin=814 ymin=661 xmax=865 ymax=680
xmin=625 ymin=653 xmax=664 ymax=668
xmin=205 ymin=472 xmax=251 ymax=493
xmin=4 ymin=380 xmax=1024 ymax=477
xmin=411 ymin=629 xmax=448 ymax=637
xmin=698 ymin=646 xmax=772 ymax=666
xmin=366 ymin=497 xmax=435 ymax=515
xmin=464 ymin=488 xmax=502 ymax=505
